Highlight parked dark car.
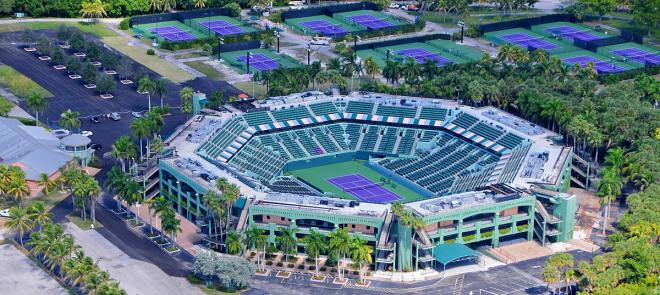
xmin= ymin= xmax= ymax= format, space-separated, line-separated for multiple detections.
xmin=90 ymin=116 xmax=100 ymax=123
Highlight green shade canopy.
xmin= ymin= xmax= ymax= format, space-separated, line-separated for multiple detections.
xmin=432 ymin=243 xmax=478 ymax=265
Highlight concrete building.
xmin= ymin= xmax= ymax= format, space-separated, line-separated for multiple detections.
xmin=155 ymin=93 xmax=576 ymax=276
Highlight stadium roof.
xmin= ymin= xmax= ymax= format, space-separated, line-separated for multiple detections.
xmin=432 ymin=243 xmax=478 ymax=265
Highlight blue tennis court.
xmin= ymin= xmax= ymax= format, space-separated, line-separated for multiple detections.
xmin=544 ymin=26 xmax=601 ymax=41
xmin=562 ymin=56 xmax=625 ymax=73
xmin=611 ymin=48 xmax=660 ymax=66
xmin=396 ymin=48 xmax=451 ymax=66
xmin=499 ymin=33 xmax=559 ymax=51
xmin=235 ymin=54 xmax=280 ymax=71
xmin=327 ymin=174 xmax=401 ymax=203
xmin=299 ymin=20 xmax=349 ymax=36
xmin=198 ymin=20 xmax=245 ymax=36
xmin=345 ymin=14 xmax=394 ymax=29
xmin=149 ymin=26 xmax=197 ymax=41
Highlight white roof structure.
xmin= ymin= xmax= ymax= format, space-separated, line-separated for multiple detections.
xmin=0 ymin=117 xmax=72 ymax=181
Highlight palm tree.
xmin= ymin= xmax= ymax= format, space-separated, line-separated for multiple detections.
xmin=541 ymin=98 xmax=562 ymax=131
xmin=276 ymin=227 xmax=298 ymax=263
xmin=138 ymin=76 xmax=154 ymax=110
xmin=160 ymin=207 xmax=181 ymax=244
xmin=179 ymin=87 xmax=194 ymax=114
xmin=107 ymin=136 xmax=137 ymax=172
xmin=149 ymin=0 xmax=163 ymax=12
xmin=97 ymin=280 xmax=126 ymax=295
xmin=349 ymin=236 xmax=372 ymax=282
xmin=80 ymin=0 xmax=107 ymax=21
xmin=86 ymin=177 xmax=101 ymax=227
xmin=7 ymin=206 xmax=32 ymax=246
xmin=153 ymin=79 xmax=168 ymax=108
xmin=225 ymin=230 xmax=242 ymax=255
xmin=328 ymin=228 xmax=351 ymax=280
xmin=203 ymin=191 xmax=225 ymax=240
xmin=59 ymin=109 xmax=81 ymax=132
xmin=148 ymin=195 xmax=170 ymax=235
xmin=131 ymin=118 xmax=151 ymax=161
xmin=363 ymin=56 xmax=380 ymax=80
xmin=26 ymin=91 xmax=47 ymax=126
xmin=8 ymin=178 xmax=31 ymax=203
xmin=121 ymin=179 xmax=143 ymax=219
xmin=604 ymin=147 xmax=625 ymax=173
xmin=28 ymin=201 xmax=52 ymax=228
xmin=194 ymin=0 xmax=206 ymax=8
xmin=149 ymin=137 xmax=166 ymax=156
xmin=38 ymin=173 xmax=56 ymax=195
xmin=597 ymin=167 xmax=622 ymax=235
xmin=303 ymin=229 xmax=326 ymax=276
xmin=83 ymin=270 xmax=111 ymax=294
xmin=245 ymin=226 xmax=267 ymax=270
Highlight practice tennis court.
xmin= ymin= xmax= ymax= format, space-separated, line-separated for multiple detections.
xmin=149 ymin=26 xmax=198 ymax=41
xmin=343 ymin=14 xmax=395 ymax=29
xmin=328 ymin=174 xmax=401 ymax=203
xmin=498 ymin=33 xmax=560 ymax=51
xmin=561 ymin=55 xmax=625 ymax=73
xmin=198 ymin=20 xmax=245 ymax=36
xmin=396 ymin=48 xmax=451 ymax=65
xmin=299 ymin=20 xmax=350 ymax=36
xmin=235 ymin=54 xmax=280 ymax=71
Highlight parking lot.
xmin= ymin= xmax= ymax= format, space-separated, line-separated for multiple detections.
xmin=0 ymin=30 xmax=239 ymax=155
xmin=0 ymin=242 xmax=68 ymax=295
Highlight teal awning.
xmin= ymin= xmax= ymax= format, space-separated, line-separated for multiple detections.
xmin=432 ymin=243 xmax=478 ymax=265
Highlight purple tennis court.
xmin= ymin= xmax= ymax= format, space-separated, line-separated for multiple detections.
xmin=235 ymin=54 xmax=280 ymax=71
xmin=345 ymin=14 xmax=394 ymax=29
xmin=299 ymin=20 xmax=349 ymax=36
xmin=544 ymin=26 xmax=601 ymax=41
xmin=396 ymin=48 xmax=451 ymax=66
xmin=562 ymin=56 xmax=625 ymax=73
xmin=327 ymin=174 xmax=401 ymax=203
xmin=149 ymin=26 xmax=197 ymax=41
xmin=610 ymin=48 xmax=660 ymax=66
xmin=198 ymin=20 xmax=245 ymax=36
xmin=499 ymin=33 xmax=559 ymax=51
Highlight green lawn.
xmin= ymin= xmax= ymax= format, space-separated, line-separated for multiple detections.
xmin=102 ymin=36 xmax=194 ymax=83
xmin=286 ymin=160 xmax=425 ymax=203
xmin=66 ymin=212 xmax=104 ymax=230
xmin=234 ymin=81 xmax=267 ymax=99
xmin=0 ymin=65 xmax=53 ymax=98
xmin=0 ymin=191 xmax=69 ymax=220
xmin=185 ymin=61 xmax=225 ymax=80
xmin=0 ymin=21 xmax=116 ymax=37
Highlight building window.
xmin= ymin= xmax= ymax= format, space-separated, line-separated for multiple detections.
xmin=266 ymin=216 xmax=270 ymax=220
xmin=281 ymin=217 xmax=285 ymax=221
xmin=351 ymin=224 xmax=355 ymax=229
xmin=366 ymin=226 xmax=371 ymax=230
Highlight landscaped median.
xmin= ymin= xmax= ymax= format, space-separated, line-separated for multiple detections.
xmin=102 ymin=36 xmax=194 ymax=83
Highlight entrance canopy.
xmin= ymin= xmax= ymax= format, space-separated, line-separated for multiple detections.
xmin=433 ymin=243 xmax=478 ymax=265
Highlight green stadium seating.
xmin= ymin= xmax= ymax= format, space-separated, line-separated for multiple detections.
xmin=377 ymin=127 xmax=398 ymax=154
xmin=359 ymin=125 xmax=379 ymax=151
xmin=309 ymin=102 xmax=339 ymax=116
xmin=346 ymin=101 xmax=375 ymax=114
xmin=242 ymin=111 xmax=273 ymax=126
xmin=497 ymin=133 xmax=525 ymax=149
xmin=471 ymin=122 xmax=504 ymax=141
xmin=311 ymin=127 xmax=340 ymax=153
xmin=419 ymin=107 xmax=447 ymax=121
xmin=452 ymin=113 xmax=479 ymax=129
xmin=375 ymin=105 xmax=417 ymax=118
xmin=277 ymin=132 xmax=307 ymax=158
xmin=272 ymin=106 xmax=312 ymax=122
xmin=396 ymin=129 xmax=417 ymax=155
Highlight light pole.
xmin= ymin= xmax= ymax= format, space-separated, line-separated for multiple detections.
xmin=353 ymin=35 xmax=361 ymax=58
xmin=307 ymin=44 xmax=311 ymax=66
xmin=217 ymin=37 xmax=224 ymax=60
xmin=457 ymin=21 xmax=465 ymax=44
xmin=274 ymin=31 xmax=280 ymax=53
xmin=386 ymin=49 xmax=391 ymax=62
xmin=246 ymin=51 xmax=251 ymax=74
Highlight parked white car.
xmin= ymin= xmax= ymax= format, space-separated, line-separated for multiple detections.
xmin=81 ymin=130 xmax=93 ymax=137
xmin=51 ymin=129 xmax=70 ymax=139
xmin=0 ymin=209 xmax=10 ymax=218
